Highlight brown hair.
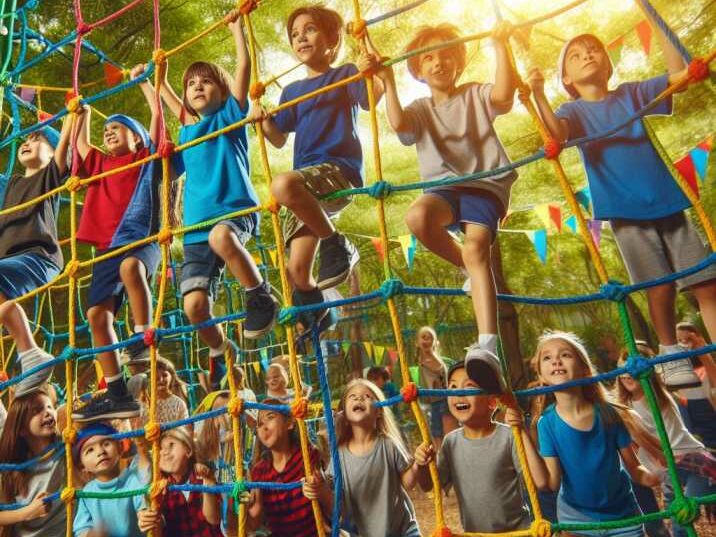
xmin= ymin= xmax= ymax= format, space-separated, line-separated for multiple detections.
xmin=615 ymin=351 xmax=672 ymax=412
xmin=195 ymin=393 xmax=231 ymax=464
xmin=286 ymin=5 xmax=344 ymax=64
xmin=157 ymin=357 xmax=189 ymax=402
xmin=252 ymin=399 xmax=300 ymax=466
xmin=404 ymin=24 xmax=467 ymax=81
xmin=0 ymin=390 xmax=59 ymax=499
xmin=182 ymin=61 xmax=232 ymax=118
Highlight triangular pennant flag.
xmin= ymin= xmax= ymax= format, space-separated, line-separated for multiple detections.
xmin=387 ymin=349 xmax=398 ymax=364
xmin=370 ymin=237 xmax=384 ymax=262
xmin=548 ymin=204 xmax=562 ymax=233
xmin=374 ymin=345 xmax=385 ymax=365
xmin=689 ymin=147 xmax=708 ymax=181
xmin=588 ymin=220 xmax=603 ymax=248
xmin=252 ymin=361 xmax=261 ymax=376
xmin=409 ymin=366 xmax=420 ymax=385
xmin=19 ymin=87 xmax=35 ymax=103
xmin=342 ymin=342 xmax=352 ymax=355
xmin=268 ymin=248 xmax=278 ymax=267
xmin=674 ymin=154 xmax=699 ymax=196
xmin=260 ymin=356 xmax=270 ymax=371
xmin=252 ymin=252 xmax=262 ymax=265
xmin=37 ymin=110 xmax=52 ymax=122
xmin=103 ymin=63 xmax=124 ymax=88
xmin=575 ymin=187 xmax=591 ymax=212
xmin=527 ymin=230 xmax=547 ymax=263
xmin=363 ymin=341 xmax=374 ymax=359
xmin=607 ymin=36 xmax=625 ymax=65
xmin=398 ymin=234 xmax=413 ymax=267
xmin=564 ymin=215 xmax=577 ymax=233
xmin=634 ymin=20 xmax=652 ymax=55
xmin=534 ymin=204 xmax=553 ymax=232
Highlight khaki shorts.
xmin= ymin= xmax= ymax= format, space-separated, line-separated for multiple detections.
xmin=282 ymin=162 xmax=353 ymax=244
xmin=610 ymin=212 xmax=716 ymax=290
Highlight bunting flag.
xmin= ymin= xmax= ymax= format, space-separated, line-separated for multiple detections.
xmin=397 ymin=234 xmax=416 ymax=271
xmin=575 ymin=187 xmax=591 ymax=212
xmin=268 ymin=248 xmax=278 ymax=267
xmin=37 ymin=110 xmax=52 ymax=122
xmin=526 ymin=229 xmax=547 ymax=263
xmin=252 ymin=361 xmax=261 ymax=376
xmin=18 ymin=87 xmax=35 ymax=103
xmin=607 ymin=36 xmax=625 ymax=65
xmin=409 ymin=366 xmax=420 ymax=385
xmin=549 ymin=204 xmax=562 ymax=232
xmin=370 ymin=237 xmax=384 ymax=263
xmin=674 ymin=154 xmax=699 ymax=196
xmin=103 ymin=63 xmax=124 ymax=88
xmin=534 ymin=204 xmax=553 ymax=233
xmin=363 ymin=341 xmax=374 ymax=359
xmin=691 ymin=136 xmax=712 ymax=181
xmin=588 ymin=220 xmax=602 ymax=248
xmin=342 ymin=341 xmax=352 ymax=355
xmin=634 ymin=20 xmax=652 ymax=55
xmin=260 ymin=355 xmax=270 ymax=371
xmin=387 ymin=349 xmax=398 ymax=364
xmin=374 ymin=345 xmax=385 ymax=365
xmin=564 ymin=215 xmax=578 ymax=233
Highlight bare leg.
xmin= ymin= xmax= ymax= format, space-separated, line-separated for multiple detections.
xmin=0 ymin=295 xmax=38 ymax=353
xmin=691 ymin=280 xmax=716 ymax=343
xmin=208 ymin=224 xmax=261 ymax=288
xmin=647 ymin=283 xmax=677 ymax=346
xmin=87 ymin=300 xmax=121 ymax=378
xmin=119 ymin=257 xmax=152 ymax=328
xmin=183 ymin=290 xmax=225 ymax=349
xmin=406 ymin=193 xmax=464 ymax=268
xmin=287 ymin=229 xmax=320 ymax=292
xmin=271 ymin=171 xmax=333 ymax=239
xmin=462 ymin=224 xmax=498 ymax=335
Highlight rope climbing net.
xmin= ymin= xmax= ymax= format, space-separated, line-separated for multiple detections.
xmin=0 ymin=0 xmax=714 ymax=536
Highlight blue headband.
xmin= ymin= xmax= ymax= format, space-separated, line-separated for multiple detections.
xmin=105 ymin=114 xmax=150 ymax=149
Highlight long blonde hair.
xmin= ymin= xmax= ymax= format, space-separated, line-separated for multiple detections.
xmin=335 ymin=379 xmax=409 ymax=460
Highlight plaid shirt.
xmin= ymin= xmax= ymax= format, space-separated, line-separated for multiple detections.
xmin=161 ymin=470 xmax=223 ymax=537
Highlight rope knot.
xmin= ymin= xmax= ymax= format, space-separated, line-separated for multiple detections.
xmin=59 ymin=345 xmax=75 ymax=362
xmin=66 ymin=175 xmax=83 ymax=192
xmin=157 ymin=228 xmax=173 ymax=246
xmin=278 ymin=306 xmax=298 ymax=326
xmin=66 ymin=96 xmax=83 ymax=114
xmin=249 ymin=81 xmax=266 ymax=101
xmin=238 ymin=0 xmax=258 ymax=16
xmin=431 ymin=528 xmax=452 ymax=537
xmin=688 ymin=58 xmax=709 ymax=83
xmin=401 ymin=382 xmax=418 ymax=403
xmin=65 ymin=260 xmax=80 ymax=278
xmin=149 ymin=478 xmax=167 ymax=501
xmin=367 ymin=180 xmax=393 ymax=199
xmin=379 ymin=278 xmax=404 ymax=301
xmin=543 ymin=138 xmax=562 ymax=160
xmin=60 ymin=487 xmax=75 ymax=504
xmin=600 ymin=280 xmax=627 ymax=302
xmin=231 ymin=479 xmax=248 ymax=513
xmin=266 ymin=197 xmax=280 ymax=214
xmin=144 ymin=421 xmax=161 ymax=443
xmin=158 ymin=140 xmax=174 ymax=158
xmin=624 ymin=354 xmax=653 ymax=380
xmin=228 ymin=396 xmax=244 ymax=417
xmin=291 ymin=397 xmax=309 ymax=419
xmin=62 ymin=426 xmax=77 ymax=445
xmin=347 ymin=19 xmax=367 ymax=39
xmin=143 ymin=327 xmax=156 ymax=347
xmin=669 ymin=496 xmax=699 ymax=525
xmin=531 ymin=518 xmax=552 ymax=537
xmin=76 ymin=22 xmax=91 ymax=36
xmin=152 ymin=48 xmax=167 ymax=66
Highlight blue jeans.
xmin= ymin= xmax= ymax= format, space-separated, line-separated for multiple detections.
xmin=662 ymin=466 xmax=714 ymax=537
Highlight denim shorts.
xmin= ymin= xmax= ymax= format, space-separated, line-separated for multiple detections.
xmin=557 ymin=495 xmax=644 ymax=537
xmin=0 ymin=252 xmax=60 ymax=299
xmin=87 ymin=243 xmax=161 ymax=311
xmin=427 ymin=187 xmax=505 ymax=241
xmin=180 ymin=216 xmax=255 ymax=299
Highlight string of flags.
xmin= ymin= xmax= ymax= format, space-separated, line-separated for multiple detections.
xmin=607 ymin=19 xmax=653 ymax=64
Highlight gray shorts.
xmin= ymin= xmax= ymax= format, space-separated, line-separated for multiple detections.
xmin=610 ymin=212 xmax=716 ymax=291
xmin=282 ymin=162 xmax=353 ymax=244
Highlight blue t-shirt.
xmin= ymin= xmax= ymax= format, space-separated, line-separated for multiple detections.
xmin=555 ymin=74 xmax=690 ymax=221
xmin=273 ymin=63 xmax=369 ymax=187
xmin=175 ymin=95 xmax=260 ymax=244
xmin=73 ymin=460 xmax=148 ymax=537
xmin=537 ymin=404 xmax=638 ymax=520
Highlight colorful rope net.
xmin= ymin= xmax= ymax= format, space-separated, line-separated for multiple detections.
xmin=0 ymin=0 xmax=714 ymax=536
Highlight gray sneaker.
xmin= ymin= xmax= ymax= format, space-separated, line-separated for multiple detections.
xmin=657 ymin=350 xmax=701 ymax=391
xmin=464 ymin=345 xmax=506 ymax=394
xmin=15 ymin=348 xmax=55 ymax=398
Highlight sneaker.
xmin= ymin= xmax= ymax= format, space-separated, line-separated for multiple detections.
xmin=464 ymin=345 xmax=506 ymax=394
xmin=317 ymin=233 xmax=359 ymax=290
xmin=15 ymin=348 xmax=55 ymax=398
xmin=292 ymin=288 xmax=329 ymax=336
xmin=124 ymin=338 xmax=151 ymax=366
xmin=72 ymin=392 xmax=140 ymax=423
xmin=658 ymin=352 xmax=701 ymax=391
xmin=244 ymin=285 xmax=279 ymax=340
xmin=462 ymin=277 xmax=471 ymax=297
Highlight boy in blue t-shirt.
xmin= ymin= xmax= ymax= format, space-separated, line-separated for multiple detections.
xmin=529 ymin=4 xmax=716 ymax=390
xmin=253 ymin=5 xmax=382 ymax=335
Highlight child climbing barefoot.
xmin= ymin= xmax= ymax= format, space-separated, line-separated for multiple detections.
xmin=375 ymin=23 xmax=516 ymax=393
xmin=253 ymin=5 xmax=383 ymax=335
xmin=303 ymin=379 xmax=420 ymax=536
xmin=0 ymin=120 xmax=72 ymax=396
xmin=158 ymin=10 xmax=278 ymax=390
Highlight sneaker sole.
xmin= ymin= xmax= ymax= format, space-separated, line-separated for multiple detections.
xmin=71 ymin=408 xmax=141 ymax=423
xmin=465 ymin=359 xmax=504 ymax=394
xmin=244 ymin=312 xmax=278 ymax=340
xmin=317 ymin=249 xmax=360 ymax=291
xmin=663 ymin=378 xmax=704 ymax=391
xmin=294 ymin=307 xmax=330 ymax=341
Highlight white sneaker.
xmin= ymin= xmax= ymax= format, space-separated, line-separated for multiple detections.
xmin=658 ymin=347 xmax=701 ymax=391
xmin=462 ymin=277 xmax=471 ymax=296
xmin=464 ymin=344 xmax=505 ymax=394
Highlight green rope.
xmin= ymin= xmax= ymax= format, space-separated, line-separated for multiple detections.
xmin=76 ymin=486 xmax=150 ymax=499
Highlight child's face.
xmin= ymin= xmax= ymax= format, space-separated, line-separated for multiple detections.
xmin=185 ymin=74 xmax=223 ymax=116
xmin=618 ymin=372 xmax=641 ymax=395
xmin=18 ymin=133 xmax=53 ymax=169
xmin=562 ymin=39 xmax=609 ymax=90
xmin=256 ymin=409 xmax=292 ymax=450
xmin=417 ymin=40 xmax=460 ymax=92
xmin=159 ymin=436 xmax=192 ymax=476
xmin=417 ymin=329 xmax=436 ymax=352
xmin=344 ymin=384 xmax=378 ymax=426
xmin=266 ymin=367 xmax=287 ymax=392
xmin=290 ymin=14 xmax=330 ymax=67
xmin=446 ymin=367 xmax=491 ymax=425
xmin=103 ymin=122 xmax=139 ymax=156
xmin=538 ymin=339 xmax=587 ymax=386
xmin=24 ymin=394 xmax=57 ymax=440
xmin=157 ymin=367 xmax=172 ymax=395
xmin=80 ymin=437 xmax=121 ymax=477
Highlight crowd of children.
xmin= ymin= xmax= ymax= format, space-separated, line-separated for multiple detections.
xmin=0 ymin=1 xmax=715 ymax=536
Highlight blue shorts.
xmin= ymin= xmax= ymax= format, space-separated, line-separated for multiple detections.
xmin=180 ymin=216 xmax=255 ymax=299
xmin=87 ymin=243 xmax=161 ymax=311
xmin=427 ymin=188 xmax=504 ymax=240
xmin=0 ymin=253 xmax=60 ymax=299
xmin=557 ymin=495 xmax=644 ymax=537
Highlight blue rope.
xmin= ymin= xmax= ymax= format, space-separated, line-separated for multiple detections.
xmin=635 ymin=0 xmax=691 ymax=63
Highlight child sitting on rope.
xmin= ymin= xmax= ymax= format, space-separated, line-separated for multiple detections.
xmin=303 ymin=379 xmax=420 ymax=537
xmin=0 ymin=120 xmax=72 ymax=397
xmin=72 ymin=422 xmax=151 ymax=537
xmin=527 ymin=1 xmax=716 ymax=391
xmin=252 ymin=4 xmax=383 ymax=336
xmin=374 ymin=23 xmax=516 ymax=394
xmin=138 ymin=426 xmax=223 ymax=536
xmin=157 ymin=10 xmax=278 ymax=390
xmin=246 ymin=399 xmax=323 ymax=537
xmin=413 ymin=360 xmax=547 ymax=533
xmin=71 ymin=64 xmax=164 ymax=423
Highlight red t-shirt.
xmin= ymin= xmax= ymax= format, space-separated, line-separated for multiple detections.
xmin=250 ymin=445 xmax=322 ymax=537
xmin=77 ymin=146 xmax=150 ymax=249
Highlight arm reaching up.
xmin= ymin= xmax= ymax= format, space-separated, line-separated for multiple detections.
xmin=227 ymin=10 xmax=251 ymax=107
xmin=130 ymin=64 xmax=160 ymax=146
xmin=527 ymin=68 xmax=569 ymax=142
